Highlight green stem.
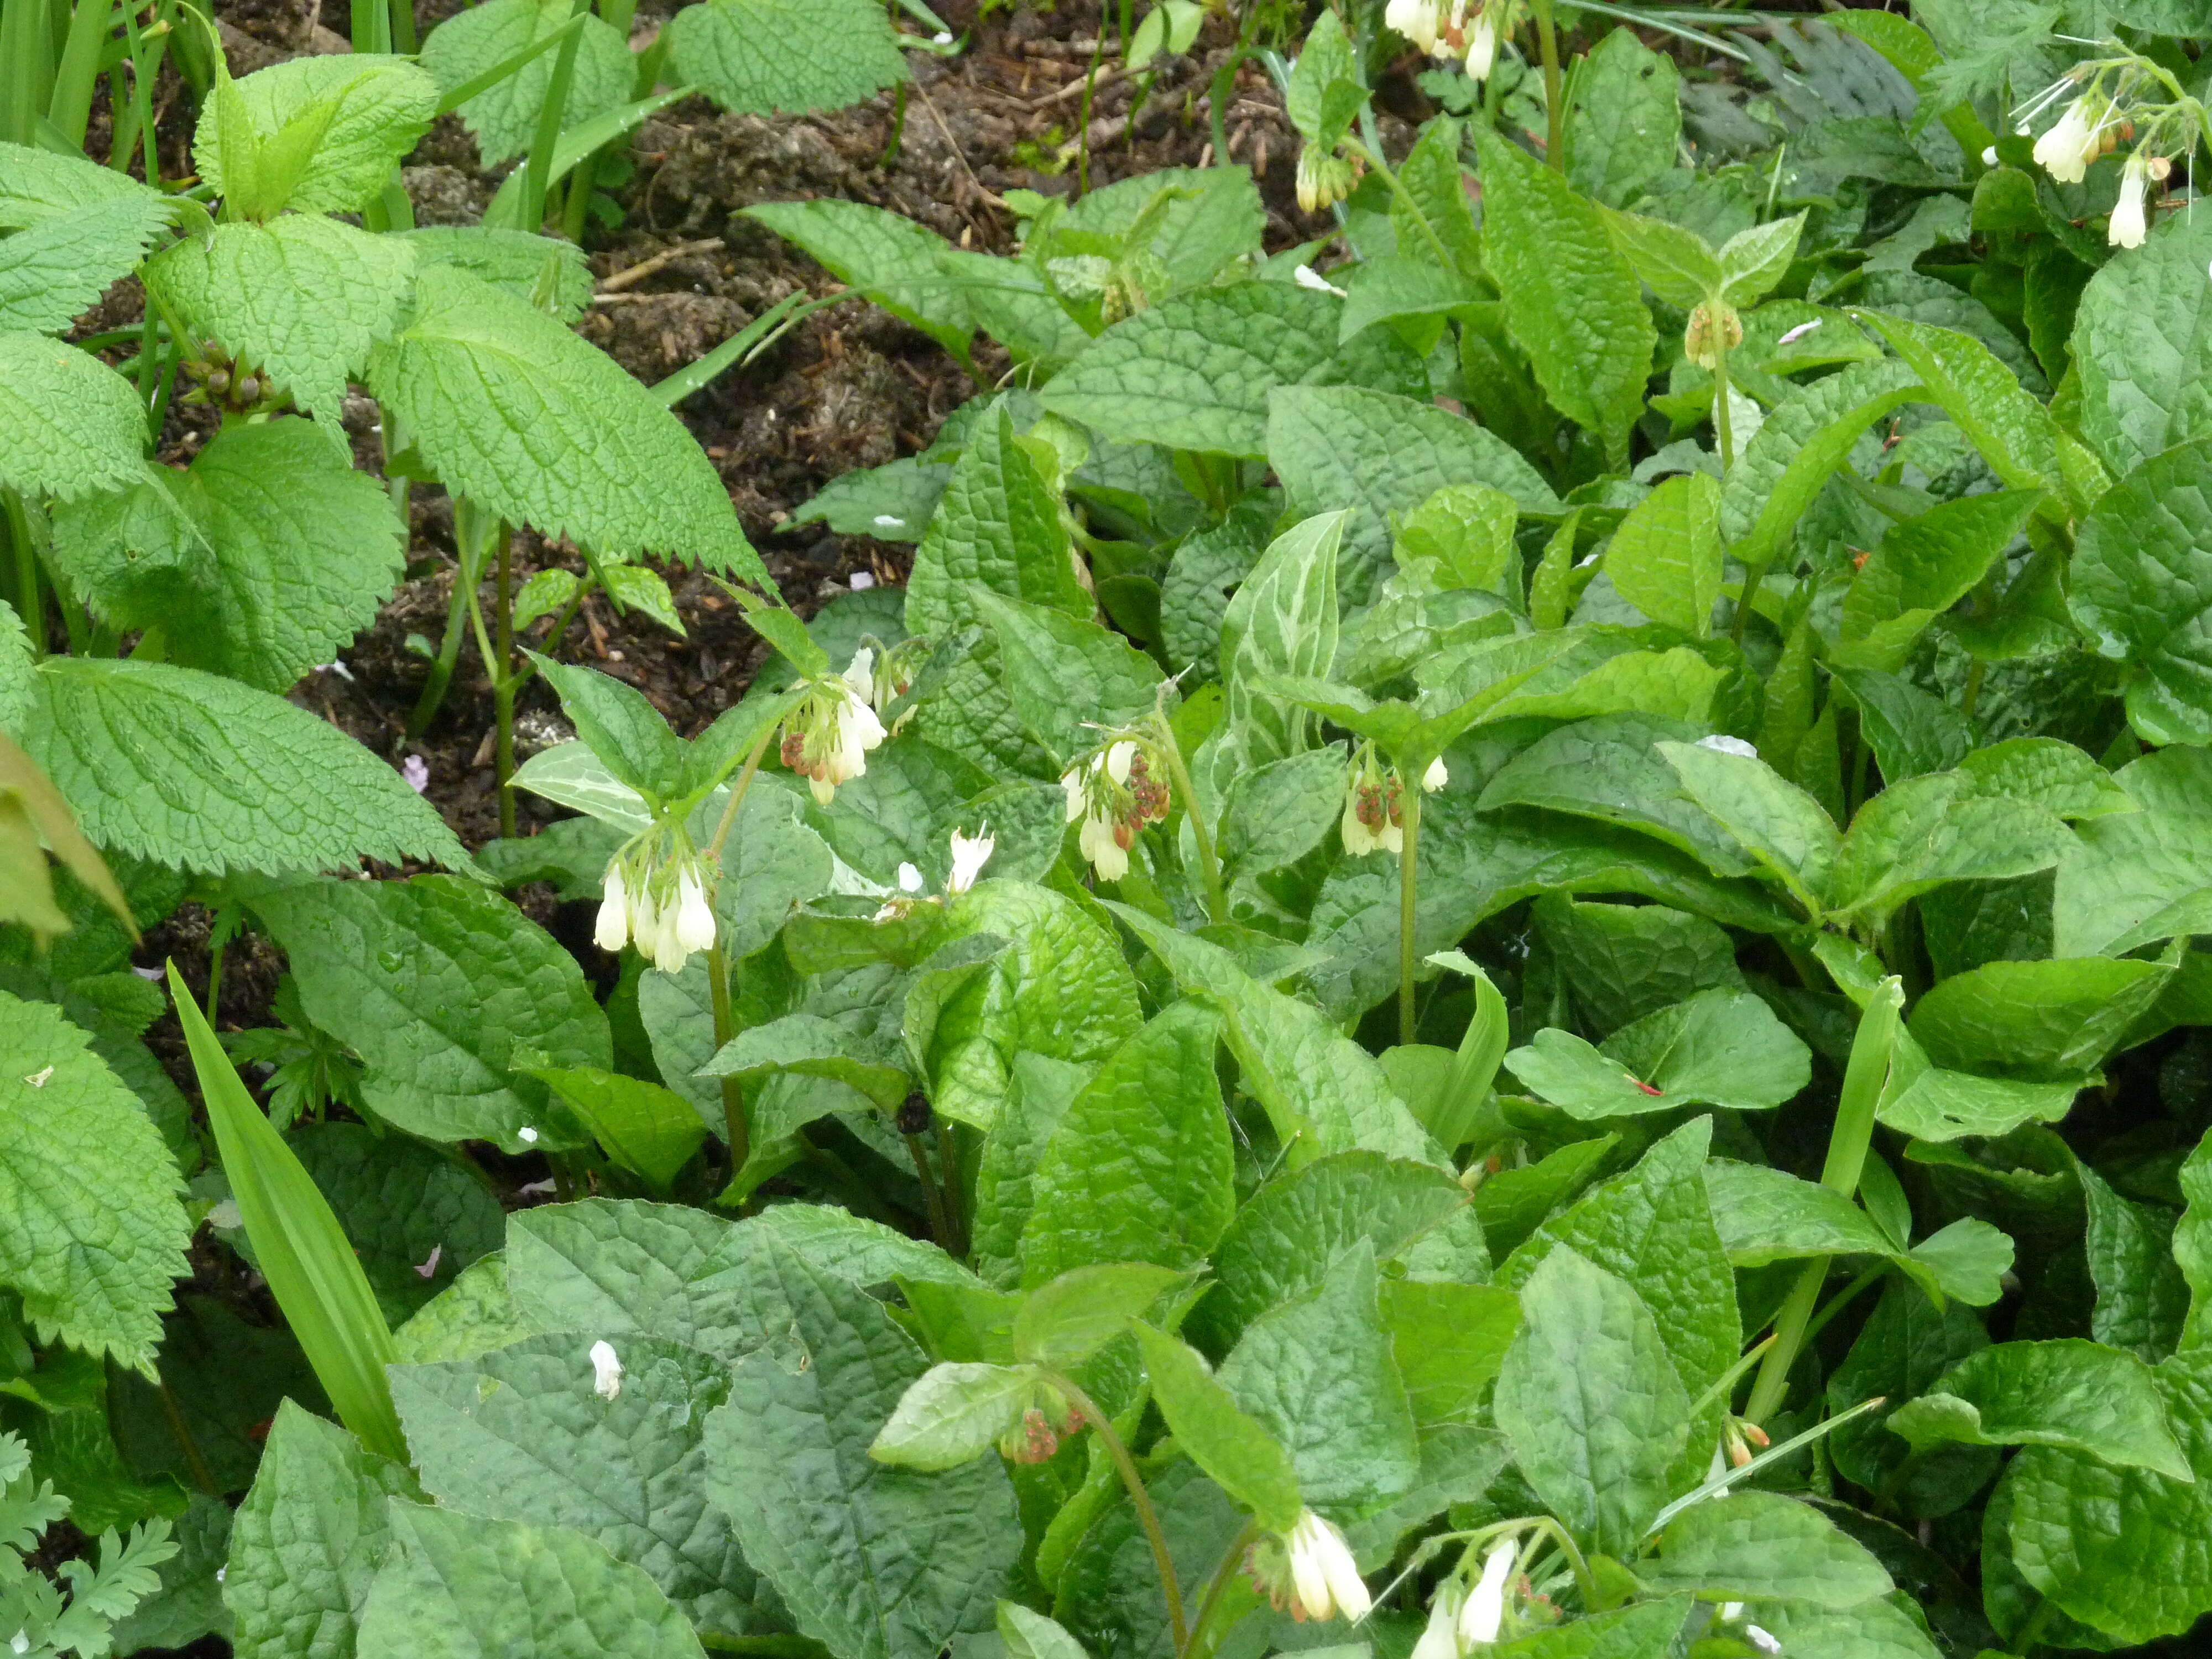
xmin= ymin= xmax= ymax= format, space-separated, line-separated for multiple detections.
xmin=1744 ymin=978 xmax=1902 ymax=1424
xmin=706 ymin=942 xmax=747 ymax=1173
xmin=494 ymin=529 xmax=517 ymax=837
xmin=154 ymin=1378 xmax=221 ymax=1496
xmin=1731 ymin=562 xmax=1766 ymax=646
xmin=4 ymin=489 xmax=40 ymax=660
xmin=350 ymin=0 xmax=390 ymax=56
xmin=933 ymin=1122 xmax=965 ymax=1257
xmin=1049 ymin=1371 xmax=1186 ymax=1653
xmin=1398 ymin=775 xmax=1422 ymax=1046
xmin=1182 ymin=1520 xmax=1260 ymax=1659
xmin=1710 ymin=324 xmax=1737 ymax=472
xmin=389 ymin=0 xmax=417 ymax=54
xmin=204 ymin=935 xmax=225 ymax=1025
xmin=706 ymin=730 xmax=773 ymax=864
xmin=560 ymin=149 xmax=599 ymax=242
xmin=1152 ymin=709 xmax=1225 ymax=925
xmin=520 ymin=0 xmax=592 ymax=232
xmin=407 ymin=561 xmax=474 ymax=736
xmin=901 ymin=1127 xmax=951 ymax=1248
xmin=1533 ymin=0 xmax=1566 ymax=171
xmin=48 ymin=0 xmax=112 ymax=150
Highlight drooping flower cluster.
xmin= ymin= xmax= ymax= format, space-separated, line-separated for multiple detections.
xmin=780 ymin=649 xmax=889 ymax=805
xmin=1341 ymin=748 xmax=1446 ymax=858
xmin=1413 ymin=1537 xmax=1521 ymax=1659
xmin=594 ymin=832 xmax=716 ymax=975
xmin=876 ymin=827 xmax=997 ymax=921
xmin=2017 ymin=55 xmax=2205 ymax=249
xmin=1296 ymin=147 xmax=1361 ymax=213
xmin=1061 ymin=738 xmax=1170 ymax=883
xmin=1384 ymin=0 xmax=1522 ymax=84
xmin=1247 ymin=1510 xmax=1371 ymax=1624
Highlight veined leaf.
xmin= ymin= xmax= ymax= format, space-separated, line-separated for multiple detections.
xmin=667 ymin=0 xmax=907 ymax=116
xmin=0 ymin=193 xmax=177 ymax=333
xmin=0 ymin=332 xmax=148 ymax=502
xmin=1720 ymin=356 xmax=1922 ymax=575
xmin=419 ymin=0 xmax=633 ymax=166
xmin=742 ymin=199 xmax=971 ymax=356
xmin=2067 ymin=205 xmax=2212 ymax=478
xmin=191 ymin=55 xmax=439 ymax=215
xmin=0 ymin=139 xmax=163 ymax=228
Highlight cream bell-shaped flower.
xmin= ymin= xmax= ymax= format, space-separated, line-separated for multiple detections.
xmin=1422 ymin=756 xmax=1449 ymax=793
xmin=1465 ymin=7 xmax=1499 ymax=82
xmin=1285 ymin=1511 xmax=1370 ymax=1623
xmin=897 ymin=862 xmax=925 ymax=894
xmin=2033 ymin=97 xmax=2098 ymax=184
xmin=594 ymin=863 xmax=631 ymax=952
xmin=946 ymin=826 xmax=995 ymax=894
xmin=1458 ymin=1538 xmax=1517 ymax=1645
xmin=672 ymin=867 xmax=716 ymax=955
xmin=1080 ymin=810 xmax=1130 ymax=883
xmin=1411 ymin=1583 xmax=1464 ymax=1659
xmin=2110 ymin=153 xmax=2151 ymax=247
xmin=589 ymin=1339 xmax=624 ymax=1401
xmin=1386 ymin=0 xmax=1441 ymax=51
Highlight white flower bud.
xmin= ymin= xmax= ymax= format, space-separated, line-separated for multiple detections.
xmin=1411 ymin=1584 xmax=1463 ymax=1659
xmin=946 ymin=827 xmax=995 ymax=894
xmin=2032 ymin=97 xmax=2097 ymax=184
xmin=673 ymin=868 xmax=716 ymax=954
xmin=1459 ymin=1538 xmax=1517 ymax=1644
xmin=898 ymin=862 xmax=925 ymax=894
xmin=594 ymin=863 xmax=630 ymax=952
xmin=1061 ymin=766 xmax=1088 ymax=823
xmin=1422 ymin=755 xmax=1448 ymax=792
xmin=1104 ymin=740 xmax=1136 ymax=785
xmin=1465 ymin=9 xmax=1499 ymax=81
xmin=1284 ymin=1510 xmax=1369 ymax=1623
xmin=2110 ymin=152 xmax=2150 ymax=248
xmin=589 ymin=1339 xmax=623 ymax=1401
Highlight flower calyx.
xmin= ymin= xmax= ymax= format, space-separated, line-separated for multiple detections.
xmin=1342 ymin=744 xmax=1407 ymax=857
xmin=780 ymin=648 xmax=890 ymax=806
xmin=594 ymin=828 xmax=716 ymax=976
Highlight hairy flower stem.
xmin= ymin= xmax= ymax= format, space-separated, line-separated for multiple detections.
xmin=1399 ymin=780 xmax=1423 ymax=1046
xmin=1745 ymin=978 xmax=1902 ymax=1423
xmin=494 ymin=530 xmax=518 ymax=837
xmin=1183 ymin=1519 xmax=1260 ymax=1659
xmin=1151 ymin=709 xmax=1227 ymax=925
xmin=702 ymin=733 xmax=774 ymax=1180
xmin=1048 ymin=1371 xmax=1186 ymax=1653
xmin=1533 ymin=0 xmax=1566 ymax=171
xmin=902 ymin=1128 xmax=951 ymax=1249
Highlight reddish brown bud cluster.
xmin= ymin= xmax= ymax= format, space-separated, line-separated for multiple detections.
xmin=1353 ymin=774 xmax=1404 ymax=833
xmin=1126 ymin=752 xmax=1171 ymax=826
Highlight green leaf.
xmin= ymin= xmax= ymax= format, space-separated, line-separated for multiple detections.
xmin=357 ymin=1503 xmax=706 ymax=1659
xmin=1494 ymin=1246 xmax=1691 ymax=1557
xmin=0 ymin=990 xmax=187 ymax=1373
xmin=2079 ymin=1158 xmax=2189 ymax=1364
xmin=1107 ymin=905 xmax=1441 ymax=1167
xmin=1837 ymin=488 xmax=2042 ymax=673
xmin=290 ymin=1120 xmax=504 ymax=1325
xmin=1719 ymin=356 xmax=1922 ymax=577
xmin=1266 ymin=385 xmax=1559 ymax=599
xmin=741 ymin=201 xmax=969 ymax=356
xmin=1505 ymin=989 xmax=1809 ymax=1119
xmin=1886 ymin=1339 xmax=2192 ymax=1479
xmin=1219 ymin=746 xmax=1349 ymax=883
xmin=390 ymin=1333 xmax=764 ymax=1633
xmin=223 ymin=1401 xmax=417 ymax=1659
xmin=906 ymin=403 xmax=1086 ymax=634
xmin=1876 ymin=1029 xmax=2081 ymax=1144
xmin=1719 ymin=1599 xmax=1940 ymax=1659
xmin=1706 ymin=1162 xmax=2011 ymax=1306
xmin=666 ymin=0 xmax=906 ymax=115
xmin=144 ymin=215 xmax=414 ymax=422
xmin=793 ymin=456 xmax=951 ymax=543
xmin=1565 ymin=28 xmax=1682 ymax=209
xmin=1129 ymin=1323 xmax=1302 ymax=1533
xmin=1473 ymin=125 xmax=1656 ymax=471
xmin=0 ymin=193 xmax=177 ymax=333
xmin=2072 ymin=439 xmax=2212 ymax=745
xmin=419 ymin=0 xmax=633 ymax=166
xmin=1219 ymin=511 xmax=1344 ymax=767
xmin=1500 ymin=1116 xmax=1740 ymax=1402
xmin=399 ymin=1255 xmax=525 ymax=1363
xmin=48 ymin=418 xmax=404 ymax=692
xmin=1489 ymin=1599 xmax=1696 ymax=1657
xmin=979 ymin=592 xmax=1164 ymax=770
xmin=1604 ymin=472 xmax=1722 ymax=638
xmin=2069 ymin=204 xmax=2212 ymax=477
xmin=250 ymin=876 xmax=611 ymax=1151
xmin=528 ymin=655 xmax=687 ymax=799
xmin=1014 ymin=1264 xmax=1185 ymax=1369
xmin=1908 ymin=955 xmax=2172 ymax=1083
xmin=1823 ymin=770 xmax=2077 ymax=927
xmin=1039 ymin=284 xmax=1387 ymax=460
xmin=192 ymin=55 xmax=439 ymax=215
xmin=1599 ymin=207 xmax=1721 ymax=311
xmin=2053 ymin=749 xmax=2212 ymax=958
xmin=524 ymin=1066 xmax=708 ymax=1191
xmin=702 ymin=1238 xmax=1018 ymax=1659
xmin=869 ymin=1363 xmax=1035 ymax=1472
xmin=1719 ymin=214 xmax=1808 ymax=307
xmin=1641 ymin=1490 xmax=1893 ymax=1605
xmin=0 ymin=139 xmax=163 ymax=228
xmin=1824 ymin=1275 xmax=1997 ymax=1517
xmin=367 ymin=267 xmax=763 ymax=577
xmin=1535 ymin=895 xmax=1745 ymax=1037
xmin=0 ymin=331 xmax=151 ymax=502
xmin=1655 ymin=738 xmax=1838 ymax=914
xmin=1019 ymin=1001 xmax=1233 ymax=1286
xmin=1217 ymin=1241 xmax=1420 ymax=1515
xmin=999 ymin=1601 xmax=1089 ymax=1659
xmin=24 ymin=657 xmax=469 ymax=875
xmin=2001 ymin=1343 xmax=2212 ymax=1645
xmin=399 ymin=226 xmax=593 ymax=323
xmin=1832 ymin=667 xmax=1970 ymax=781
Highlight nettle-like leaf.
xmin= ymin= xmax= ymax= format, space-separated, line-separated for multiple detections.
xmin=419 ymin=0 xmax=634 ymax=166
xmin=143 ymin=214 xmax=416 ymax=421
xmin=367 ymin=266 xmax=764 ymax=578
xmin=0 ymin=990 xmax=190 ymax=1374
xmin=0 ymin=192 xmax=177 ymax=333
xmin=191 ymin=55 xmax=439 ymax=215
xmin=0 ymin=139 xmax=164 ymax=228
xmin=743 ymin=200 xmax=970 ymax=356
xmin=666 ymin=0 xmax=909 ymax=116
xmin=48 ymin=418 xmax=403 ymax=692
xmin=398 ymin=226 xmax=594 ymax=322
xmin=0 ymin=332 xmax=148 ymax=501
xmin=23 ymin=657 xmax=470 ymax=877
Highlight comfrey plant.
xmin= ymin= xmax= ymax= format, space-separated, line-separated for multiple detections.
xmin=9 ymin=3 xmax=2212 ymax=1659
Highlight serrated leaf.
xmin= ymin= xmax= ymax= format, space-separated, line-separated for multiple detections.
xmin=0 ymin=139 xmax=162 ymax=228
xmin=391 ymin=1333 xmax=765 ymax=1633
xmin=702 ymin=1238 xmax=1018 ymax=1659
xmin=1640 ymin=1491 xmax=1893 ymax=1605
xmin=192 ymin=56 xmax=438 ymax=215
xmin=1495 ymin=1247 xmax=1691 ymax=1558
xmin=0 ymin=991 xmax=188 ymax=1373
xmin=0 ymin=331 xmax=148 ymax=502
xmin=419 ymin=0 xmax=634 ymax=166
xmin=367 ymin=266 xmax=762 ymax=576
xmin=1887 ymin=1338 xmax=2191 ymax=1479
xmin=667 ymin=0 xmax=907 ymax=116
xmin=48 ymin=418 xmax=403 ymax=692
xmin=743 ymin=199 xmax=970 ymax=356
xmin=398 ymin=226 xmax=593 ymax=323
xmin=1266 ymin=385 xmax=1559 ymax=601
xmin=900 ymin=402 xmax=1087 ymax=638
xmin=0 ymin=193 xmax=177 ymax=333
xmin=249 ymin=875 xmax=611 ymax=1150
xmin=1473 ymin=125 xmax=1655 ymax=471
xmin=143 ymin=215 xmax=414 ymax=422
xmin=223 ymin=1401 xmax=418 ymax=1659
xmin=1019 ymin=1000 xmax=1232 ymax=1287
xmin=358 ymin=1503 xmax=706 ymax=1659
xmin=24 ymin=657 xmax=469 ymax=875
xmin=1041 ymin=283 xmax=1400 ymax=460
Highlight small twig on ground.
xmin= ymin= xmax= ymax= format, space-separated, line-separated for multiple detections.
xmin=596 ymin=237 xmax=725 ymax=294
